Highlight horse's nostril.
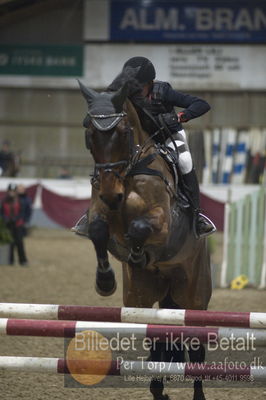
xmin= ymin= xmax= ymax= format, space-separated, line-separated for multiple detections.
xmin=117 ymin=193 xmax=123 ymax=202
xmin=99 ymin=193 xmax=124 ymax=208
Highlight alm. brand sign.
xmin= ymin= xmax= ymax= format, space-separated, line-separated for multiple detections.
xmin=110 ymin=0 xmax=266 ymax=43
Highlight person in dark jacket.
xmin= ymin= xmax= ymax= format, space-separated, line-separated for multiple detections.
xmin=0 ymin=184 xmax=28 ymax=265
xmin=17 ymin=184 xmax=32 ymax=236
xmin=73 ymin=57 xmax=215 ymax=238
xmin=0 ymin=140 xmax=19 ymax=177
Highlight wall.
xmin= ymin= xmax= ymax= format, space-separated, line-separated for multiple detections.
xmin=0 ymin=87 xmax=92 ymax=177
xmin=0 ymin=0 xmax=265 ymax=180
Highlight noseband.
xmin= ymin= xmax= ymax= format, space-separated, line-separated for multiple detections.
xmin=95 ymin=160 xmax=129 ymax=180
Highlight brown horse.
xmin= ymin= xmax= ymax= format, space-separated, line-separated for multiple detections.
xmin=78 ymin=80 xmax=212 ymax=400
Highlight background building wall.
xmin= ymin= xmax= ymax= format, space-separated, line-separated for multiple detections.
xmin=0 ymin=0 xmax=265 ymax=181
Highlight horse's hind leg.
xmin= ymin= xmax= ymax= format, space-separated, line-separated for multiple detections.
xmin=149 ymin=375 xmax=170 ymax=400
xmin=149 ymin=340 xmax=185 ymax=400
xmin=188 ymin=345 xmax=206 ymax=400
xmin=149 ymin=293 xmax=186 ymax=400
xmin=88 ymin=216 xmax=116 ymax=296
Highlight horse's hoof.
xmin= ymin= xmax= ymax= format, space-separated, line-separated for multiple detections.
xmin=95 ymin=281 xmax=117 ymax=296
xmin=193 ymin=390 xmax=206 ymax=400
xmin=152 ymin=394 xmax=170 ymax=400
xmin=150 ymin=381 xmax=170 ymax=400
xmin=95 ymin=268 xmax=117 ymax=296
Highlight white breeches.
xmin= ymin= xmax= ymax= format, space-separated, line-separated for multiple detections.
xmin=166 ymin=129 xmax=193 ymax=175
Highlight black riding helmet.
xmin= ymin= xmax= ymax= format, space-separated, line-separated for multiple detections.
xmin=123 ymin=56 xmax=156 ymax=84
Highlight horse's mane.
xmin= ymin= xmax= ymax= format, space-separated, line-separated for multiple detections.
xmin=107 ymin=66 xmax=143 ymax=97
xmin=107 ymin=67 xmax=158 ymax=137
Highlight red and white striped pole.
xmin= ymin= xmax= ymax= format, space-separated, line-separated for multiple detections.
xmin=0 ymin=318 xmax=266 ymax=345
xmin=0 ymin=303 xmax=266 ymax=329
xmin=0 ymin=357 xmax=265 ymax=382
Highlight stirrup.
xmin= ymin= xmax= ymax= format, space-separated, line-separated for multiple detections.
xmin=71 ymin=214 xmax=89 ymax=238
xmin=193 ymin=212 xmax=217 ymax=239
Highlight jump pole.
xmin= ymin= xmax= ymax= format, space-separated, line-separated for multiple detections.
xmin=0 ymin=303 xmax=266 ymax=329
xmin=0 ymin=357 xmax=265 ymax=381
xmin=1 ymin=318 xmax=266 ymax=345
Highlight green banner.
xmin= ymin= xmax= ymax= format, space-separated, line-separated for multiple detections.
xmin=0 ymin=45 xmax=83 ymax=76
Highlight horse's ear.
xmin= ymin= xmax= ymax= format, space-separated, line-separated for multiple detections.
xmin=111 ymin=82 xmax=128 ymax=112
xmin=77 ymin=80 xmax=98 ymax=105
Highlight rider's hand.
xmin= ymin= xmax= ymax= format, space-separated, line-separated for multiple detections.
xmin=177 ymin=111 xmax=189 ymax=123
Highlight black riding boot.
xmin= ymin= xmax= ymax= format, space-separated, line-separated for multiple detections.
xmin=182 ymin=169 xmax=216 ymax=238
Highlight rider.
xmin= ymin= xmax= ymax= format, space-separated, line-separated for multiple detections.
xmin=73 ymin=56 xmax=215 ymax=238
xmin=119 ymin=56 xmax=215 ymax=238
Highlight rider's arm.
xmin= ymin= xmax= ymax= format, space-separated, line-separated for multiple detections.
xmin=164 ymin=85 xmax=211 ymax=122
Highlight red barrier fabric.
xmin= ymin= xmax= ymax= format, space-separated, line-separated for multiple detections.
xmin=0 ymin=184 xmax=38 ymax=203
xmin=41 ymin=187 xmax=90 ymax=229
xmin=200 ymin=192 xmax=225 ymax=231
xmin=25 ymin=184 xmax=39 ymax=203
xmin=0 ymin=183 xmax=225 ymax=231
xmin=41 ymin=188 xmax=224 ymax=231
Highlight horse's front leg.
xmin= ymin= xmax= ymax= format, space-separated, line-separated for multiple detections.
xmin=88 ymin=216 xmax=117 ymax=296
xmin=127 ymin=206 xmax=167 ymax=268
xmin=127 ymin=216 xmax=153 ymax=268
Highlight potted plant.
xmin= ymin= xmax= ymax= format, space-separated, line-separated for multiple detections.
xmin=0 ymin=217 xmax=13 ymax=265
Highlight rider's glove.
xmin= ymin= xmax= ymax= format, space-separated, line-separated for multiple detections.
xmin=177 ymin=111 xmax=189 ymax=123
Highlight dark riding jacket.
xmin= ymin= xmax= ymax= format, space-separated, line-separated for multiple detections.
xmin=131 ymin=81 xmax=210 ymax=141
xmin=150 ymin=81 xmax=210 ymax=119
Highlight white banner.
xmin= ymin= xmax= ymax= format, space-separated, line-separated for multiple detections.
xmin=1 ymin=44 xmax=265 ymax=90
xmin=84 ymin=44 xmax=266 ymax=90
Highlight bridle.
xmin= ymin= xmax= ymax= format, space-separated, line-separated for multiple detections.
xmin=89 ymin=111 xmax=126 ymax=131
xmin=89 ymin=108 xmax=178 ymax=200
xmin=89 ymin=110 xmax=134 ymax=186
xmin=95 ymin=160 xmax=129 ymax=180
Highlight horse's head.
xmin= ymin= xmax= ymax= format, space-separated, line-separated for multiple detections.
xmin=78 ymin=80 xmax=133 ymax=210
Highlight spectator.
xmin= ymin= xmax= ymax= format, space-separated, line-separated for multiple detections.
xmin=17 ymin=184 xmax=32 ymax=236
xmin=0 ymin=140 xmax=19 ymax=177
xmin=58 ymin=167 xmax=72 ymax=179
xmin=0 ymin=183 xmax=28 ymax=266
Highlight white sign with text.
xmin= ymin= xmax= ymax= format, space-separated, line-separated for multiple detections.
xmin=84 ymin=44 xmax=266 ymax=90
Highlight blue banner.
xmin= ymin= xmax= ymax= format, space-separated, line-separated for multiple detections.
xmin=110 ymin=1 xmax=266 ymax=43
